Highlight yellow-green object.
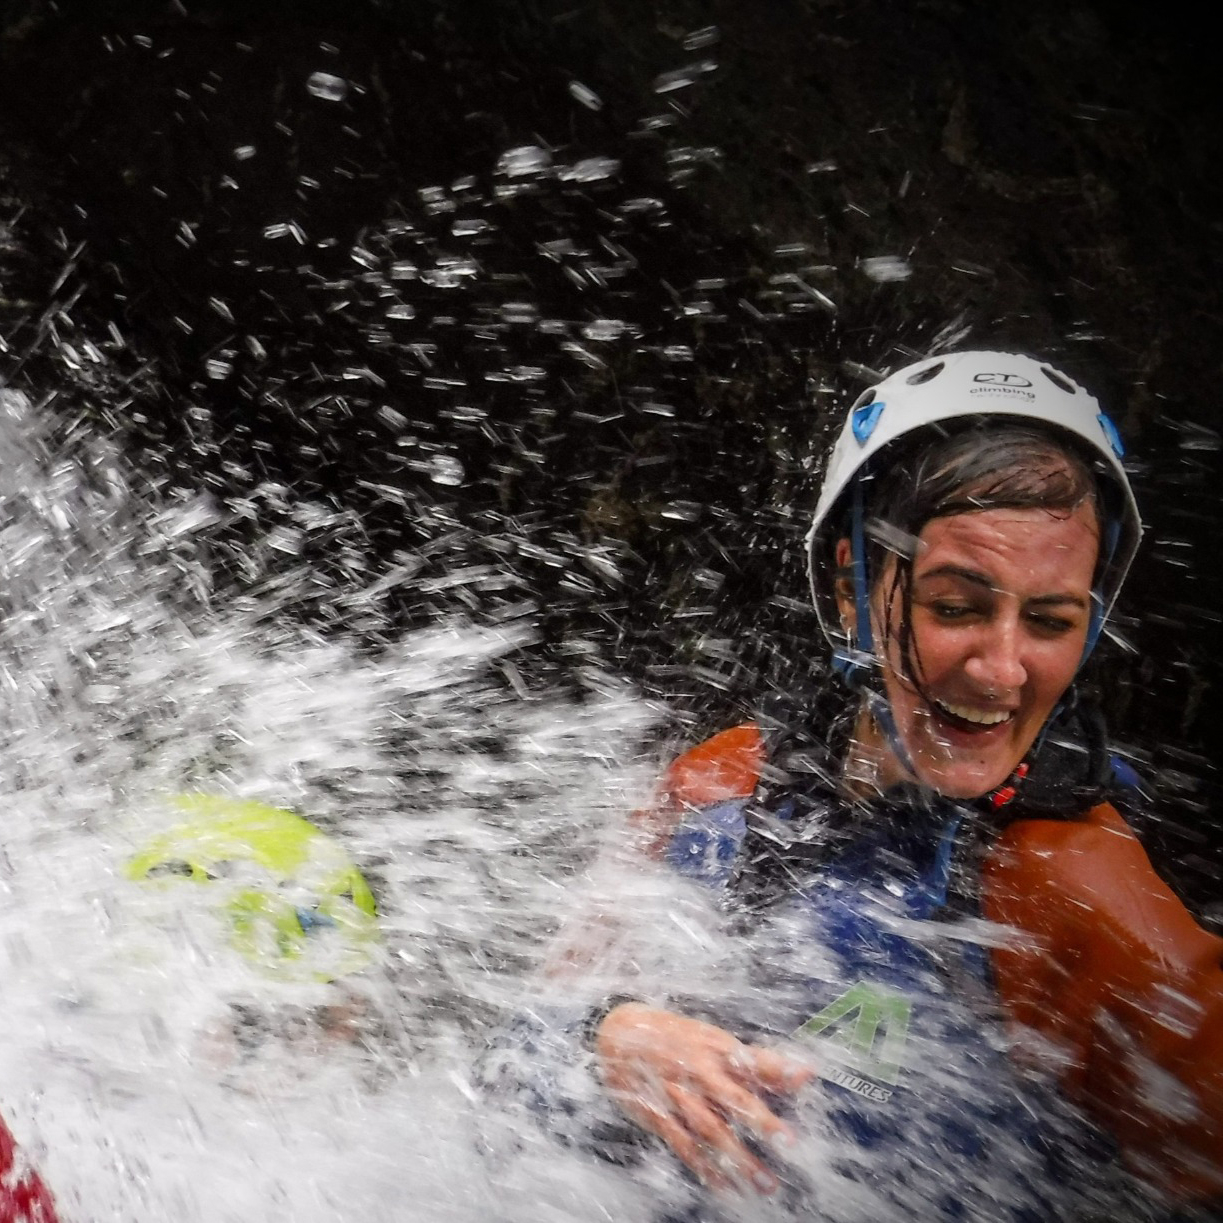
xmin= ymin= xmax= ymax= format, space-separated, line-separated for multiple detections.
xmin=126 ymin=795 xmax=379 ymax=983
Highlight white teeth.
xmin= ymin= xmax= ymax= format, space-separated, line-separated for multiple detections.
xmin=933 ymin=698 xmax=1012 ymax=726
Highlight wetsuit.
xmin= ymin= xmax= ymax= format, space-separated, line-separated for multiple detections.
xmin=476 ymin=702 xmax=1221 ymax=1220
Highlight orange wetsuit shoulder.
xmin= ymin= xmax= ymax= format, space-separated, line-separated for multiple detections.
xmin=983 ymin=802 xmax=1223 ymax=1201
xmin=630 ymin=723 xmax=765 ymax=858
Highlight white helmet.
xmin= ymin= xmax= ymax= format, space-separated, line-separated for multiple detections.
xmin=805 ymin=350 xmax=1142 ymax=658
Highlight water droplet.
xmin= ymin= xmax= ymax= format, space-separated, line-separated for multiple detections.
xmin=420 ymin=258 xmax=478 ymax=289
xmin=427 ymin=455 xmax=465 ymax=486
xmin=653 ymin=60 xmax=718 ymax=94
xmin=568 ymin=80 xmax=603 ymax=110
xmin=581 ymin=319 xmax=630 ymax=342
xmin=496 ymin=145 xmax=552 ymax=178
xmin=683 ymin=26 xmax=720 ymax=50
xmin=557 ymin=157 xmax=620 ymax=183
xmin=377 ymin=405 xmax=409 ymax=430
xmin=262 ymin=222 xmax=307 ymax=243
xmin=661 ymin=501 xmax=702 ymax=522
xmin=419 ymin=186 xmax=456 ymax=215
xmin=861 ymin=256 xmax=913 ymax=283
xmin=306 ymin=71 xmax=348 ymax=102
xmin=500 ymin=302 xmax=538 ymax=325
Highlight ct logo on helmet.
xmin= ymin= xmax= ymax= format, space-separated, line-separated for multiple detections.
xmin=126 ymin=795 xmax=379 ymax=984
xmin=972 ymin=372 xmax=1033 ymax=387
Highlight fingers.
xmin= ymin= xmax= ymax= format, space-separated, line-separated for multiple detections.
xmin=631 ymin=1096 xmax=734 ymax=1193
xmin=733 ymin=1044 xmax=815 ymax=1095
xmin=615 ymin=1068 xmax=784 ymax=1194
xmin=663 ymin=1082 xmax=779 ymax=1195
xmin=596 ymin=1008 xmax=810 ymax=1196
xmin=714 ymin=1076 xmax=796 ymax=1147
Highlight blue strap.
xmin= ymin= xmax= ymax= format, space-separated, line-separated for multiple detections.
xmin=906 ymin=811 xmax=964 ymax=919
xmin=846 ymin=478 xmax=918 ymax=779
xmin=1081 ymin=516 xmax=1121 ymax=663
xmin=851 ymin=479 xmax=874 ymax=659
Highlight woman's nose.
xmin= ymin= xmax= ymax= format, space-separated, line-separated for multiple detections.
xmin=963 ymin=621 xmax=1027 ymax=694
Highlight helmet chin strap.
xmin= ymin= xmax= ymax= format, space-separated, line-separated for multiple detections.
xmin=835 ymin=480 xmax=1124 ymax=794
xmin=836 ymin=478 xmax=919 ymax=783
xmin=1082 ymin=515 xmax=1121 ymax=663
xmin=1032 ymin=513 xmax=1121 ymax=758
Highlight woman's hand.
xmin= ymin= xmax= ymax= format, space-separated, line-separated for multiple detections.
xmin=594 ymin=1003 xmax=814 ymax=1194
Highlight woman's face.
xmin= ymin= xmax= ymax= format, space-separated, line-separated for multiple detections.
xmin=836 ymin=500 xmax=1100 ymax=798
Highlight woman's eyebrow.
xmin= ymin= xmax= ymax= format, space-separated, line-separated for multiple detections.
xmin=916 ymin=564 xmax=1088 ymax=608
xmin=1027 ymin=592 xmax=1089 ymax=608
xmin=915 ymin=564 xmax=993 ymax=588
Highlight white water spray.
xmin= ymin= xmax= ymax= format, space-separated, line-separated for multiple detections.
xmin=0 ymin=383 xmax=679 ymax=1221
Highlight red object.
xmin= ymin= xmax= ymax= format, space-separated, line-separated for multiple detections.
xmin=0 ymin=1114 xmax=59 ymax=1223
xmin=989 ymin=761 xmax=1030 ymax=810
xmin=983 ymin=802 xmax=1223 ymax=1202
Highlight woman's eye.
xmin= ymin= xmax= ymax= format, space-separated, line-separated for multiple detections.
xmin=931 ymin=602 xmax=973 ymax=620
xmin=1028 ymin=613 xmax=1076 ymax=633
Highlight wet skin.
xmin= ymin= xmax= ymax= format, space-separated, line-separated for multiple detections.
xmin=836 ymin=501 xmax=1101 ymax=798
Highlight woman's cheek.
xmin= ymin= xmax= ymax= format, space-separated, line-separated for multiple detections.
xmin=900 ymin=613 xmax=960 ymax=681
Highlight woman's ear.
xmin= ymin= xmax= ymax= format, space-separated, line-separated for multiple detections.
xmin=833 ymin=537 xmax=855 ymax=633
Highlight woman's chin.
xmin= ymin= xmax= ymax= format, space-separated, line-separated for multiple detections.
xmin=897 ymin=712 xmax=1029 ymax=800
xmin=909 ymin=754 xmax=1017 ymax=801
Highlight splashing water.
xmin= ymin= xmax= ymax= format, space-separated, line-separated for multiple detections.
xmin=0 ymin=384 xmax=1140 ymax=1223
xmin=0 ymin=383 xmax=682 ymax=1220
xmin=0 ymin=17 xmax=1198 ymax=1218
xmin=0 ymin=370 xmax=1158 ymax=1223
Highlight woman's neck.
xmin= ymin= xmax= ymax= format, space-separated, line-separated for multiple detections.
xmin=841 ymin=699 xmax=913 ymax=798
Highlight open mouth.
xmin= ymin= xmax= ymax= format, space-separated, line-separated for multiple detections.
xmin=929 ymin=696 xmax=1015 ymax=733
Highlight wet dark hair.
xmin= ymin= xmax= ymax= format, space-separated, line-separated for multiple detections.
xmin=840 ymin=420 xmax=1107 ymax=693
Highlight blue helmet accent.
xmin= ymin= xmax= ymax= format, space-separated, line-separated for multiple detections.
xmin=1097 ymin=412 xmax=1125 ymax=458
xmin=852 ymin=400 xmax=886 ymax=445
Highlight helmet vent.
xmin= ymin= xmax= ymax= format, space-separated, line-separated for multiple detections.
xmin=1040 ymin=365 xmax=1077 ymax=394
xmin=905 ymin=361 xmax=944 ymax=386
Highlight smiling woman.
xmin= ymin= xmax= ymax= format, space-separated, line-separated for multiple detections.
xmin=839 ymin=500 xmax=1100 ymax=798
xmin=477 ymin=350 xmax=1223 ymax=1219
xmin=830 ymin=422 xmax=1106 ymax=799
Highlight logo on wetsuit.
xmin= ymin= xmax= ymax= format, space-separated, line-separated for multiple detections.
xmin=794 ymin=982 xmax=911 ymax=1104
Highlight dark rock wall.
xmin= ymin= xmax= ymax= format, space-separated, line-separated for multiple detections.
xmin=1 ymin=0 xmax=1219 ymax=905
